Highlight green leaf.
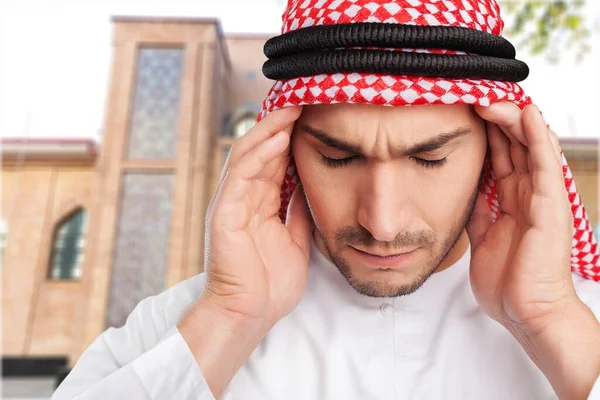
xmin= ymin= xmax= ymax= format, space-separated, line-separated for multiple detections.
xmin=499 ymin=0 xmax=592 ymax=62
xmin=564 ymin=15 xmax=582 ymax=29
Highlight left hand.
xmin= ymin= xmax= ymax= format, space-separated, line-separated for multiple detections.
xmin=466 ymin=101 xmax=576 ymax=334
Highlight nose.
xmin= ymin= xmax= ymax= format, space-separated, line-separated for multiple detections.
xmin=357 ymin=163 xmax=412 ymax=242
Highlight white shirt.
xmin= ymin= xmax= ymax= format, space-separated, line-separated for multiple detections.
xmin=52 ymin=238 xmax=600 ymax=400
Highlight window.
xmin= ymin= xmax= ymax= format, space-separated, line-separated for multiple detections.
xmin=233 ymin=115 xmax=257 ymax=138
xmin=48 ymin=209 xmax=88 ymax=280
xmin=126 ymin=47 xmax=184 ymax=160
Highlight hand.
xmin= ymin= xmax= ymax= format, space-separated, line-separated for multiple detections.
xmin=203 ymin=106 xmax=312 ymax=327
xmin=177 ymin=106 xmax=311 ymax=398
xmin=466 ymin=101 xmax=576 ymax=333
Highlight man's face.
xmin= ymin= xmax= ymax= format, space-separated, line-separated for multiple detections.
xmin=291 ymin=103 xmax=487 ymax=297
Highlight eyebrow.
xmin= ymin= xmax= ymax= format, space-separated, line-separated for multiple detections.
xmin=299 ymin=124 xmax=472 ymax=156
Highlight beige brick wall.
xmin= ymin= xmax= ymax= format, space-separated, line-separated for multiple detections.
xmin=224 ymin=36 xmax=274 ymax=113
xmin=2 ymin=164 xmax=94 ymax=356
xmin=2 ymin=167 xmax=54 ymax=355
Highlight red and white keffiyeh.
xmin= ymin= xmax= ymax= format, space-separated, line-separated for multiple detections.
xmin=257 ymin=0 xmax=599 ymax=281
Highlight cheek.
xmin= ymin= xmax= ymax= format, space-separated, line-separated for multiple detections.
xmin=292 ymin=142 xmax=356 ymax=232
xmin=418 ymin=146 xmax=485 ymax=231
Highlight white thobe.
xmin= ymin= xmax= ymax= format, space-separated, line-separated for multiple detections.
xmin=52 ymin=238 xmax=600 ymax=399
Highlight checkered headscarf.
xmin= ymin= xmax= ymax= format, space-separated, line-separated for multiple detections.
xmin=258 ymin=0 xmax=599 ymax=281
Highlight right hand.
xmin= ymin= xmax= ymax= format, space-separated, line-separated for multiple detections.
xmin=203 ymin=106 xmax=312 ymax=327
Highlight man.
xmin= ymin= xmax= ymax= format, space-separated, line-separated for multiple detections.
xmin=53 ymin=0 xmax=600 ymax=399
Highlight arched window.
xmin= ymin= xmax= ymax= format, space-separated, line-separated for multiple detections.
xmin=48 ymin=208 xmax=88 ymax=280
xmin=233 ymin=114 xmax=257 ymax=138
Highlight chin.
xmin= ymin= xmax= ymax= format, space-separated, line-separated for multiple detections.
xmin=339 ymin=265 xmax=434 ymax=298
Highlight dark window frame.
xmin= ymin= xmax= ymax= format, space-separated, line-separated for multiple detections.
xmin=47 ymin=208 xmax=87 ymax=281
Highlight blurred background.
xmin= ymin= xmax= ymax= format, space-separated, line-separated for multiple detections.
xmin=1 ymin=0 xmax=599 ymax=398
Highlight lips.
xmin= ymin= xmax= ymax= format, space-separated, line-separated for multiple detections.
xmin=350 ymin=246 xmax=417 ymax=258
xmin=348 ymin=245 xmax=420 ymax=269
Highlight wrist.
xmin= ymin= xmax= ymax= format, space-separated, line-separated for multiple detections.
xmin=177 ymin=295 xmax=273 ymax=397
xmin=506 ymin=297 xmax=600 ymax=400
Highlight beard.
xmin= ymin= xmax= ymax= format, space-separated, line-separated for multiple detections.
xmin=307 ymin=171 xmax=484 ymax=298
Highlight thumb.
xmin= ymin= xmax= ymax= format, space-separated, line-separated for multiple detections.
xmin=286 ymin=184 xmax=312 ymax=259
xmin=466 ymin=192 xmax=493 ymax=251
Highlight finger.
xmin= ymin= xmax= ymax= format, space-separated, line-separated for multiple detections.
xmin=219 ymin=107 xmax=299 ymax=197
xmin=286 ymin=184 xmax=312 ymax=258
xmin=257 ymin=155 xmax=290 ymax=183
xmin=236 ymin=131 xmax=290 ymax=180
xmin=509 ymin=135 xmax=529 ymax=174
xmin=521 ymin=105 xmax=564 ymax=198
xmin=211 ymin=109 xmax=299 ymax=220
xmin=475 ymin=101 xmax=529 ymax=146
xmin=218 ymin=130 xmax=292 ymax=205
xmin=549 ymin=129 xmax=563 ymax=165
xmin=466 ymin=192 xmax=494 ymax=250
xmin=487 ymin=122 xmax=513 ymax=180
xmin=536 ymin=107 xmax=563 ymax=166
xmin=229 ymin=106 xmax=302 ymax=165
xmin=547 ymin=130 xmax=570 ymax=205
xmin=224 ymin=131 xmax=290 ymax=203
xmin=526 ymin=129 xmax=562 ymax=191
xmin=476 ymin=102 xmax=529 ymax=173
xmin=262 ymin=133 xmax=295 ymax=185
xmin=273 ymin=156 xmax=291 ymax=185
xmin=517 ymin=177 xmax=533 ymax=224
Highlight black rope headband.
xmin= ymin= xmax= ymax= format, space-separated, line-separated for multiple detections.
xmin=265 ymin=23 xmax=516 ymax=59
xmin=263 ymin=22 xmax=529 ymax=82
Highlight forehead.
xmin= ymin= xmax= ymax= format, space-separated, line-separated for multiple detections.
xmin=297 ymin=103 xmax=480 ymax=140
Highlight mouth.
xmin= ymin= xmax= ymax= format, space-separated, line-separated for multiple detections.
xmin=348 ymin=245 xmax=420 ymax=269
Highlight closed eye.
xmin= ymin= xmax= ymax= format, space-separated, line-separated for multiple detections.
xmin=411 ymin=156 xmax=447 ymax=168
xmin=320 ymin=154 xmax=447 ymax=169
xmin=320 ymin=153 xmax=359 ymax=168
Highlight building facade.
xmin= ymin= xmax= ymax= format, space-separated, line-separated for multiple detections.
xmin=2 ymin=18 xmax=273 ymax=386
xmin=2 ymin=17 xmax=599 ymax=390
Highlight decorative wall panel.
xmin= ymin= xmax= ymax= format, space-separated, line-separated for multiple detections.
xmin=126 ymin=48 xmax=184 ymax=160
xmin=107 ymin=174 xmax=174 ymax=328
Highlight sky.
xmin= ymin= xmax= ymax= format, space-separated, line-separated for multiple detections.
xmin=1 ymin=0 xmax=599 ymax=141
